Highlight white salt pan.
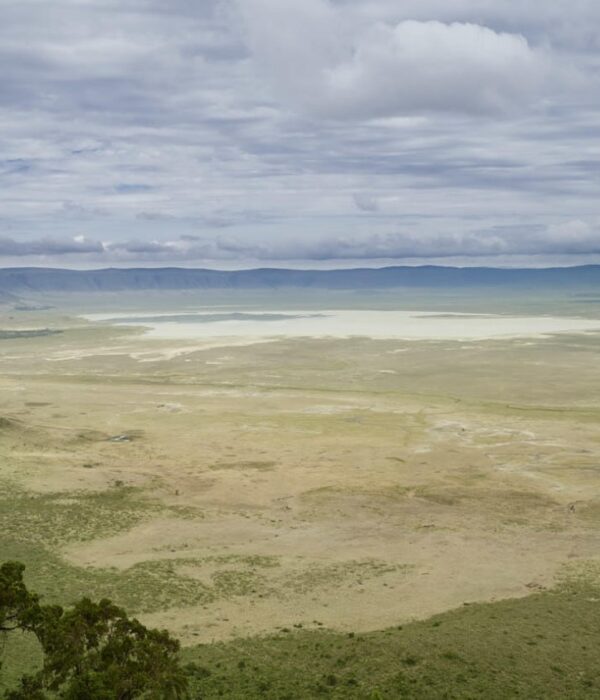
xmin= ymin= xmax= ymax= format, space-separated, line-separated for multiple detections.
xmin=83 ymin=310 xmax=600 ymax=342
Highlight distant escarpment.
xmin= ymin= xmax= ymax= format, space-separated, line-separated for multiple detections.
xmin=0 ymin=265 xmax=600 ymax=293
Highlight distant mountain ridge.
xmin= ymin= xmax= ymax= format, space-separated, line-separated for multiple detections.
xmin=0 ymin=265 xmax=600 ymax=292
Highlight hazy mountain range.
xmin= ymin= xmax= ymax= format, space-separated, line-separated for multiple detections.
xmin=0 ymin=266 xmax=600 ymax=293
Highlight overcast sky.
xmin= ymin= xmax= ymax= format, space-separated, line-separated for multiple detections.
xmin=1 ymin=0 xmax=600 ymax=269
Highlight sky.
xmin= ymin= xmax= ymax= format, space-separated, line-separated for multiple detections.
xmin=1 ymin=0 xmax=600 ymax=269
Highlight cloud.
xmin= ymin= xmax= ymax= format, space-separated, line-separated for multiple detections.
xmin=114 ymin=184 xmax=155 ymax=194
xmin=0 ymin=236 xmax=104 ymax=256
xmin=239 ymin=225 xmax=600 ymax=260
xmin=344 ymin=1 xmax=600 ymax=51
xmin=0 ymin=0 xmax=599 ymax=268
xmin=236 ymin=0 xmax=551 ymax=118
xmin=353 ymin=193 xmax=379 ymax=212
xmin=3 ymin=221 xmax=600 ymax=264
xmin=542 ymin=220 xmax=600 ymax=253
xmin=106 ymin=240 xmax=176 ymax=255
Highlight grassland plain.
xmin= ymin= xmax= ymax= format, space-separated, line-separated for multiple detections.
xmin=1 ymin=289 xmax=600 ymax=696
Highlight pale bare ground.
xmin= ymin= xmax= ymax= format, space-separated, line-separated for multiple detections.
xmin=2 ymin=315 xmax=600 ymax=644
xmin=83 ymin=308 xmax=600 ymax=341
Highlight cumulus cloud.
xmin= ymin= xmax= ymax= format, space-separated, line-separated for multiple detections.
xmin=236 ymin=0 xmax=551 ymax=117
xmin=346 ymin=1 xmax=600 ymax=51
xmin=0 ymin=236 xmax=103 ymax=257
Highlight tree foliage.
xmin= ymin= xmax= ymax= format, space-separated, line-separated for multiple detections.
xmin=0 ymin=562 xmax=189 ymax=699
xmin=0 ymin=562 xmax=40 ymax=635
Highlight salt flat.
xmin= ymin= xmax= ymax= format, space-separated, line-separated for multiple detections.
xmin=83 ymin=308 xmax=600 ymax=342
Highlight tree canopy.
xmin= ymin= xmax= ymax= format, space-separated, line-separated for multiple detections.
xmin=0 ymin=562 xmax=189 ymax=699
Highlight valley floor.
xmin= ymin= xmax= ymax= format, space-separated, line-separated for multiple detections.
xmin=1 ymin=289 xmax=600 ymax=695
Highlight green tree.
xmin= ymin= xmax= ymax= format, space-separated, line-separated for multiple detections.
xmin=0 ymin=562 xmax=189 ymax=699
xmin=0 ymin=562 xmax=40 ymax=636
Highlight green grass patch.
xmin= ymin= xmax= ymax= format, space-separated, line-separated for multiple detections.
xmin=282 ymin=560 xmax=406 ymax=595
xmin=0 ymin=329 xmax=62 ymax=340
xmin=555 ymin=560 xmax=600 ymax=593
xmin=0 ymin=484 xmax=162 ymax=547
xmin=0 ymin=540 xmax=282 ymax=620
xmin=0 ymin=539 xmax=215 ymax=614
xmin=183 ymin=586 xmax=600 ymax=699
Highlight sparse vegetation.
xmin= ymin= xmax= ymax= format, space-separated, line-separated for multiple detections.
xmin=0 ymin=485 xmax=161 ymax=547
xmin=0 ymin=330 xmax=62 ymax=340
